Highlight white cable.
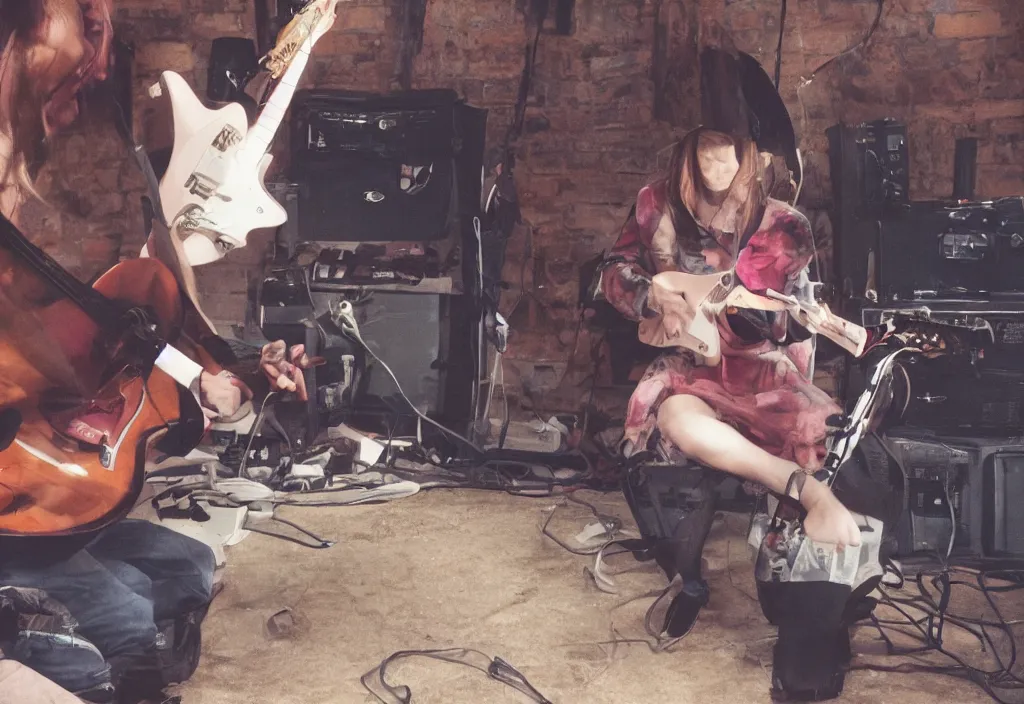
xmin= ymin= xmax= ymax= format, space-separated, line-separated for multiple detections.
xmin=499 ymin=357 xmax=508 ymax=437
xmin=482 ymin=349 xmax=502 ymax=426
xmin=333 ymin=301 xmax=485 ymax=455
xmin=473 ymin=216 xmax=485 ymax=297
xmin=471 ymin=216 xmax=486 ymax=435
xmin=484 ymin=182 xmax=499 ymax=217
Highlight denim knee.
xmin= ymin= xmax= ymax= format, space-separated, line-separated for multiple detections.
xmin=12 ymin=631 xmax=111 ymax=695
xmin=92 ymin=592 xmax=157 ymax=658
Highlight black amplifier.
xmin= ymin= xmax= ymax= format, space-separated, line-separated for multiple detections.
xmin=858 ymin=304 xmax=1024 ymax=435
xmin=878 ymin=198 xmax=1024 ymax=303
xmin=827 ymin=119 xmax=910 ymax=218
xmin=898 ymin=365 xmax=1024 ymax=435
xmin=257 ymin=266 xmax=476 ymax=434
xmin=886 ymin=431 xmax=1024 ymax=560
xmin=288 ymin=89 xmax=487 ymax=248
xmin=291 ymin=89 xmax=462 ymax=164
xmin=827 ymin=119 xmax=910 ymax=317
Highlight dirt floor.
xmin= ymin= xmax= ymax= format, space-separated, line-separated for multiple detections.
xmin=178 ymin=489 xmax=997 ymax=704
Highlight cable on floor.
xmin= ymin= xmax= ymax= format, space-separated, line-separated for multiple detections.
xmin=853 ymin=562 xmax=1024 ymax=703
xmin=361 ymin=648 xmax=553 ymax=704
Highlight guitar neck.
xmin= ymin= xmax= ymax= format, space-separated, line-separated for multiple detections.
xmin=791 ymin=300 xmax=867 ymax=357
xmin=0 ymin=213 xmax=124 ymax=332
xmin=239 ymin=41 xmax=312 ymax=168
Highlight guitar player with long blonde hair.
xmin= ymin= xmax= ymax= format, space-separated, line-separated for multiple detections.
xmin=0 ymin=2 xmax=308 ymax=700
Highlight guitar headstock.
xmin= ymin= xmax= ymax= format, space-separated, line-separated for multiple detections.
xmin=264 ymin=0 xmax=342 ymax=78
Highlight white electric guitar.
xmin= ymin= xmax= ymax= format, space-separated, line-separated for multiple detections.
xmin=638 ymin=270 xmax=867 ymax=366
xmin=141 ymin=0 xmax=341 ymax=266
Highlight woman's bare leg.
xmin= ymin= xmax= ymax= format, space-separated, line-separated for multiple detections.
xmin=657 ymin=394 xmax=861 ymax=547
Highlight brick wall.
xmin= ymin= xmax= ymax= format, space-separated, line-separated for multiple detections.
xmin=24 ymin=0 xmax=1024 ymax=412
xmin=715 ymin=0 xmax=1024 ymax=207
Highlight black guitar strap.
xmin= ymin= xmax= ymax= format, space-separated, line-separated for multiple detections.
xmin=110 ymin=91 xmax=168 ymax=231
xmin=0 ymin=211 xmax=124 ymax=331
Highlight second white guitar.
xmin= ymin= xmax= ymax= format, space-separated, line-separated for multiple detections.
xmin=142 ymin=0 xmax=341 ymax=266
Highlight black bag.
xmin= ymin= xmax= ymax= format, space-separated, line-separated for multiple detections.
xmin=113 ymin=603 xmax=209 ymax=704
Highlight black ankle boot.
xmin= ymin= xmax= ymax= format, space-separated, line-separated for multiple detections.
xmin=663 ymin=578 xmax=710 ymax=638
xmin=623 ymin=463 xmax=720 ymax=639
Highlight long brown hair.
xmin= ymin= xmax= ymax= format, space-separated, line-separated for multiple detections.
xmin=0 ymin=0 xmax=73 ymax=201
xmin=664 ymin=127 xmax=765 ymax=256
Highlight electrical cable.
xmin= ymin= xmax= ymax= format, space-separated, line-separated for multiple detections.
xmin=541 ymin=493 xmax=622 ymax=556
xmin=773 ymin=0 xmax=788 ymax=89
xmin=361 ymin=648 xmax=553 ymax=704
xmin=793 ymin=0 xmax=886 ymax=205
xmin=245 ymin=515 xmax=334 ymax=550
xmin=804 ymin=0 xmax=886 ymax=82
xmin=471 ymin=216 xmax=486 ymax=440
xmin=500 ymin=1 xmax=546 ymax=168
xmin=538 ymin=495 xmax=702 ymax=651
xmin=853 ymin=564 xmax=1024 ymax=703
xmin=237 ymin=391 xmax=279 ymax=479
xmin=333 ymin=300 xmax=485 ymax=456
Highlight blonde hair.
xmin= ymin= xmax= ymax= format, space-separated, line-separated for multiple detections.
xmin=0 ymin=0 xmax=78 ymax=202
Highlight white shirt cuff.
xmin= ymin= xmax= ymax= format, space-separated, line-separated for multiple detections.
xmin=154 ymin=344 xmax=204 ymax=389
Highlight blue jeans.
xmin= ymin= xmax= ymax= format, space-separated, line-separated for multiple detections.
xmin=0 ymin=520 xmax=216 ymax=695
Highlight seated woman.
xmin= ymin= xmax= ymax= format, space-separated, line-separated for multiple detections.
xmin=602 ymin=43 xmax=960 ymax=703
xmin=602 ymin=126 xmax=861 ymax=551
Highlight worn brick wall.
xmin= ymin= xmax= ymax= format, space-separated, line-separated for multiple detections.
xmin=24 ymin=0 xmax=1024 ymax=413
xmin=714 ymin=0 xmax=1024 ymax=208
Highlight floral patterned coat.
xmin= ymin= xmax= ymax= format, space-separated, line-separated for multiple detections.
xmin=600 ymin=179 xmax=841 ymax=470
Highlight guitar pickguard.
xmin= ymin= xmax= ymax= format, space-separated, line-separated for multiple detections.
xmin=150 ymin=0 xmax=341 ymax=266
xmin=638 ymin=269 xmax=868 ymax=363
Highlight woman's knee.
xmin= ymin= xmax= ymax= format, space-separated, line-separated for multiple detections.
xmin=657 ymin=394 xmax=717 ymax=453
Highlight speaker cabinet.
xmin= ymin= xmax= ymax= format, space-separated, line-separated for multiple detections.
xmin=290 ymin=89 xmax=487 ymax=248
xmin=889 ymin=432 xmax=1024 ymax=560
xmin=827 ymin=120 xmax=909 ymax=318
xmin=307 ymin=290 xmax=475 ymax=430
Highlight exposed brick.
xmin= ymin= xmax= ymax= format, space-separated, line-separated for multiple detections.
xmin=335 ymin=5 xmax=390 ymax=33
xmin=117 ymin=0 xmax=183 ymax=11
xmin=189 ymin=12 xmax=245 ymax=35
xmin=135 ymin=41 xmax=196 ymax=74
xmin=563 ymin=204 xmax=629 ymax=234
xmin=191 ymin=0 xmax=249 ymax=13
xmin=975 ymin=100 xmax=1024 ymax=121
xmin=932 ymin=10 xmax=1011 ymax=39
xmin=978 ymin=166 xmax=1024 ymax=198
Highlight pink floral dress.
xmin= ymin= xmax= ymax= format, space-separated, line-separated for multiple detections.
xmin=600 ymin=179 xmax=841 ymax=470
